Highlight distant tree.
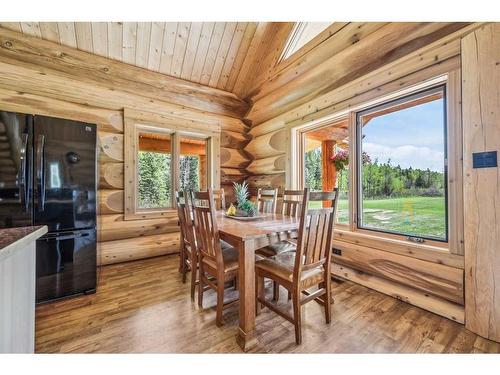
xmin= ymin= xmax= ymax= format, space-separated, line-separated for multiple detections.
xmin=179 ymin=155 xmax=200 ymax=191
xmin=138 ymin=151 xmax=171 ymax=208
xmin=304 ymin=148 xmax=322 ymax=190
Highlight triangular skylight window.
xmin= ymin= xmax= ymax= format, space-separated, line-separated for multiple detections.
xmin=278 ymin=22 xmax=332 ymax=63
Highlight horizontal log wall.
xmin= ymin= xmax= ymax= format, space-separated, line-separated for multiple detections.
xmin=0 ymin=26 xmax=250 ymax=266
xmin=242 ymin=23 xmax=483 ymax=321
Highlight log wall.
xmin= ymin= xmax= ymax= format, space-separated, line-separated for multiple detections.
xmin=0 ymin=26 xmax=250 ymax=266
xmin=242 ymin=23 xmax=484 ymax=323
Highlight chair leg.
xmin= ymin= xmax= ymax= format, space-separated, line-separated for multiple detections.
xmin=198 ymin=263 xmax=204 ymax=308
xmin=180 ymin=246 xmax=187 ymax=283
xmin=324 ymin=275 xmax=332 ymax=324
xmin=273 ymin=281 xmax=279 ymax=301
xmin=190 ymin=262 xmax=197 ymax=301
xmin=292 ymin=289 xmax=302 ymax=345
xmin=288 ymin=291 xmax=292 ymax=301
xmin=215 ymin=279 xmax=225 ymax=327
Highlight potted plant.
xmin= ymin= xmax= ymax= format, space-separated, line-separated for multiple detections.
xmin=226 ymin=181 xmax=257 ymax=217
xmin=330 ymin=150 xmax=371 ymax=171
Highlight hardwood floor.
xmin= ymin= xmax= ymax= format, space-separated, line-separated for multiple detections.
xmin=35 ymin=255 xmax=500 ymax=353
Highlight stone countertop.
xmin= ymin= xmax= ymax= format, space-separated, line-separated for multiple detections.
xmin=0 ymin=226 xmax=48 ymax=262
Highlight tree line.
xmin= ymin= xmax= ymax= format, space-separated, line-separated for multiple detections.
xmin=305 ymin=149 xmax=445 ymax=199
xmin=137 ymin=151 xmax=200 ymax=208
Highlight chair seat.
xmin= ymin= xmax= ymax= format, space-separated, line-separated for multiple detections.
xmin=202 ymin=247 xmax=239 ymax=272
xmin=256 ymin=240 xmax=297 ymax=257
xmin=255 ymin=251 xmax=324 ymax=286
xmin=202 ymin=247 xmax=266 ymax=273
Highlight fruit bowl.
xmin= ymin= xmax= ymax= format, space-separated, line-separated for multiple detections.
xmin=223 ymin=212 xmax=263 ymax=221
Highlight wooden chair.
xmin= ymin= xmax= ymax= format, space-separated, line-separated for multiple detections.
xmin=256 ymin=189 xmax=304 ymax=258
xmin=282 ymin=189 xmax=305 ymax=217
xmin=212 ymin=188 xmax=226 ymax=211
xmin=255 ymin=188 xmax=339 ymax=344
xmin=175 ymin=190 xmax=198 ymax=300
xmin=191 ymin=189 xmax=239 ymax=326
xmin=256 ymin=188 xmax=278 ymax=214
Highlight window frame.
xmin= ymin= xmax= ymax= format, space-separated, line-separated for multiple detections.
xmin=355 ymin=84 xmax=449 ymax=242
xmin=287 ymin=73 xmax=463 ymax=254
xmin=123 ymin=109 xmax=220 ymax=221
xmin=277 ymin=22 xmax=333 ymax=65
xmin=296 ymin=115 xmax=351 ymax=228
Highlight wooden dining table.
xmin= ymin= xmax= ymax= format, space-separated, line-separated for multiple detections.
xmin=215 ymin=212 xmax=300 ymax=351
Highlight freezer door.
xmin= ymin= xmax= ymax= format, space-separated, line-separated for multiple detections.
xmin=36 ymin=228 xmax=97 ymax=303
xmin=33 ymin=115 xmax=96 ymax=231
xmin=0 ymin=111 xmax=33 ymax=229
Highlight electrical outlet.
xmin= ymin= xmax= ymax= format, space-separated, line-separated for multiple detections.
xmin=333 ymin=248 xmax=342 ymax=256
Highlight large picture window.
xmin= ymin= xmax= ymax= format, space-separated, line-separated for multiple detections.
xmin=356 ymin=85 xmax=447 ymax=241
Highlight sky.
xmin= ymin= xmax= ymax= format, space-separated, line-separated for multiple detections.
xmin=362 ymin=98 xmax=446 ymax=172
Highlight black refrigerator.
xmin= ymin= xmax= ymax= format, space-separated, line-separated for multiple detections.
xmin=0 ymin=110 xmax=97 ymax=303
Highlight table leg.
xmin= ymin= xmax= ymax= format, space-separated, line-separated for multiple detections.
xmin=236 ymin=240 xmax=258 ymax=351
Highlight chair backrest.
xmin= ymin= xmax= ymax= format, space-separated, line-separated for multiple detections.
xmin=293 ymin=188 xmax=339 ymax=280
xmin=175 ymin=190 xmax=195 ymax=251
xmin=256 ymin=188 xmax=278 ymax=214
xmin=191 ymin=189 xmax=223 ymax=267
xmin=212 ymin=188 xmax=226 ymax=210
xmin=281 ymin=189 xmax=305 ymax=217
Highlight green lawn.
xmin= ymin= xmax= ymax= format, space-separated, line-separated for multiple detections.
xmin=308 ymin=196 xmax=446 ymax=239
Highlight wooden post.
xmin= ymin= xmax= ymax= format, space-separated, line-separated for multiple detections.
xmin=321 ymin=140 xmax=336 ymax=207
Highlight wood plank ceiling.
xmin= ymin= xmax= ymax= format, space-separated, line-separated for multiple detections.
xmin=0 ymin=22 xmax=259 ymax=92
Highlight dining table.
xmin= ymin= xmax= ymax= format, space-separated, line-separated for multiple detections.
xmin=215 ymin=211 xmax=300 ymax=351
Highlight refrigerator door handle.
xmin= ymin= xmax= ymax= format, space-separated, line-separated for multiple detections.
xmin=41 ymin=231 xmax=91 ymax=241
xmin=19 ymin=132 xmax=29 ymax=212
xmin=36 ymin=134 xmax=45 ymax=212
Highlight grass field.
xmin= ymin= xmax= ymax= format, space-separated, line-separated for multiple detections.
xmin=309 ymin=196 xmax=446 ymax=239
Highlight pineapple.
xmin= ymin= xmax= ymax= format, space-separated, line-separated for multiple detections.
xmin=233 ymin=181 xmax=256 ymax=217
xmin=233 ymin=181 xmax=249 ymax=208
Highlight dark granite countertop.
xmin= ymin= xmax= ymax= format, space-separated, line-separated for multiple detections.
xmin=0 ymin=226 xmax=48 ymax=261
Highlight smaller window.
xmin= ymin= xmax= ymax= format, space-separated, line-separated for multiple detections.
xmin=124 ymin=112 xmax=220 ymax=220
xmin=301 ymin=118 xmax=350 ymax=223
xmin=279 ymin=22 xmax=332 ymax=62
xmin=137 ymin=132 xmax=172 ymax=210
xmin=179 ymin=136 xmax=208 ymax=192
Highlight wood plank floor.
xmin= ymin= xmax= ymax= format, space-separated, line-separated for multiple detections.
xmin=35 ymin=255 xmax=500 ymax=353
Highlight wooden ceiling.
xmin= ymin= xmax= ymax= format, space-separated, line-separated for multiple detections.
xmin=0 ymin=22 xmax=259 ymax=92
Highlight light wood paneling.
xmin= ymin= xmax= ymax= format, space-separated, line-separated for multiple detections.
xmin=97 ymin=214 xmax=179 ymax=242
xmin=2 ymin=22 xmax=258 ymax=92
xmin=246 ymin=23 xmax=472 ymax=125
xmin=98 ymin=233 xmax=180 ymax=265
xmin=332 ymin=242 xmax=464 ymax=304
xmin=462 ymin=23 xmax=500 ymax=343
xmin=107 ymin=22 xmax=123 ymax=61
xmin=0 ymin=27 xmax=249 ymax=119
xmin=0 ymin=87 xmax=123 ymax=133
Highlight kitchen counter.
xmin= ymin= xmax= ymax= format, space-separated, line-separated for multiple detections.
xmin=0 ymin=225 xmax=47 ymax=353
xmin=0 ymin=226 xmax=48 ymax=262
